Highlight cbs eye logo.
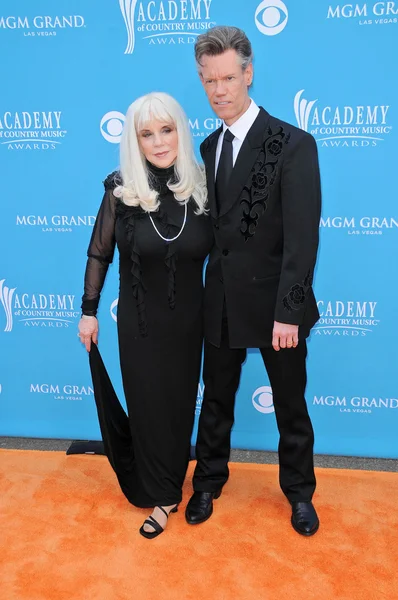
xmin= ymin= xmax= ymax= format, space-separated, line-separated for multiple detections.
xmin=100 ymin=111 xmax=125 ymax=143
xmin=255 ymin=0 xmax=288 ymax=36
xmin=252 ymin=386 xmax=275 ymax=414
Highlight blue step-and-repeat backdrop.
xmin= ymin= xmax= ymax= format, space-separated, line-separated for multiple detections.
xmin=0 ymin=1 xmax=397 ymax=458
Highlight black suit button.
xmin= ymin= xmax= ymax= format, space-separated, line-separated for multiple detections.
xmin=214 ymin=224 xmax=220 ymax=230
xmin=222 ymin=249 xmax=229 ymax=256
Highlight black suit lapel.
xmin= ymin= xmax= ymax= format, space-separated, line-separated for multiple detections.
xmin=202 ymin=126 xmax=222 ymax=219
xmin=219 ymin=107 xmax=271 ymax=218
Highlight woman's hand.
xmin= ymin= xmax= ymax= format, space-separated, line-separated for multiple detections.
xmin=78 ymin=316 xmax=98 ymax=352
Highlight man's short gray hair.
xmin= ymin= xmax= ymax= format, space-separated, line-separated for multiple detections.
xmin=195 ymin=26 xmax=253 ymax=72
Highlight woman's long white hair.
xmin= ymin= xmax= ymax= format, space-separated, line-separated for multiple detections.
xmin=114 ymin=92 xmax=207 ymax=214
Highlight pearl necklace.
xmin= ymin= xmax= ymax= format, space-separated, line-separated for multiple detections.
xmin=148 ymin=202 xmax=187 ymax=242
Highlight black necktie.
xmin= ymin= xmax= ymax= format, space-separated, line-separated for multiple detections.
xmin=215 ymin=129 xmax=235 ymax=212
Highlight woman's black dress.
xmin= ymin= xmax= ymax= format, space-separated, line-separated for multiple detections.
xmin=82 ymin=164 xmax=213 ymax=507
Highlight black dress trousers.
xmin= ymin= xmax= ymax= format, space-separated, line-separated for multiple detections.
xmin=193 ymin=316 xmax=316 ymax=503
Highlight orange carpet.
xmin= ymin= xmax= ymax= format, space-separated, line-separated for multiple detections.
xmin=0 ymin=450 xmax=397 ymax=600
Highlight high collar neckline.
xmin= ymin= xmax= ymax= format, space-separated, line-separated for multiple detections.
xmin=146 ymin=160 xmax=176 ymax=189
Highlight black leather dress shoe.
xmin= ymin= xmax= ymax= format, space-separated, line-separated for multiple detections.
xmin=185 ymin=490 xmax=222 ymax=525
xmin=291 ymin=501 xmax=319 ymax=536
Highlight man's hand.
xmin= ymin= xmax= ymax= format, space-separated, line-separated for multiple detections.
xmin=272 ymin=321 xmax=299 ymax=351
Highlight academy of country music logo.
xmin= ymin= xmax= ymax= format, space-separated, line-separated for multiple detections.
xmin=294 ymin=90 xmax=392 ymax=147
xmin=100 ymin=110 xmax=222 ymax=142
xmin=252 ymin=386 xmax=275 ymax=414
xmin=0 ymin=111 xmax=67 ymax=151
xmin=255 ymin=0 xmax=288 ymax=36
xmin=320 ymin=216 xmax=398 ymax=236
xmin=0 ymin=15 xmax=85 ymax=37
xmin=314 ymin=300 xmax=379 ymax=337
xmin=312 ymin=393 xmax=398 ymax=414
xmin=30 ymin=383 xmax=94 ymax=401
xmin=119 ymin=0 xmax=215 ymax=54
xmin=16 ymin=214 xmax=96 ymax=233
xmin=0 ymin=279 xmax=79 ymax=332
xmin=326 ymin=2 xmax=398 ymax=26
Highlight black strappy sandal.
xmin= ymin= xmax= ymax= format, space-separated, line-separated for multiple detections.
xmin=139 ymin=505 xmax=178 ymax=539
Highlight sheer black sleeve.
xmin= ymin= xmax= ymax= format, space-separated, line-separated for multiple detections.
xmin=81 ymin=174 xmax=119 ymax=316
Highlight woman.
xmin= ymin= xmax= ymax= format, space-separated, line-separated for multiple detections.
xmin=78 ymin=92 xmax=213 ymax=539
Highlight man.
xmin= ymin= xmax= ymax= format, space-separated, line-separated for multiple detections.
xmin=185 ymin=26 xmax=321 ymax=536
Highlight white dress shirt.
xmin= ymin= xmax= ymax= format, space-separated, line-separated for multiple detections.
xmin=215 ymin=99 xmax=260 ymax=174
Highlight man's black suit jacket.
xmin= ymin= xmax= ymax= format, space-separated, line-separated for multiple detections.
xmin=201 ymin=107 xmax=321 ymax=348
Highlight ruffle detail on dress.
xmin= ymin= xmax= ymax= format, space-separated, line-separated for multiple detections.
xmin=164 ymin=242 xmax=178 ymax=310
xmin=115 ymin=200 xmax=147 ymax=221
xmin=131 ymin=239 xmax=148 ymax=337
xmin=156 ymin=211 xmax=179 ymax=311
xmin=116 ymin=201 xmax=148 ymax=337
xmin=115 ymin=180 xmax=184 ymax=332
xmin=103 ymin=171 xmax=122 ymax=191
